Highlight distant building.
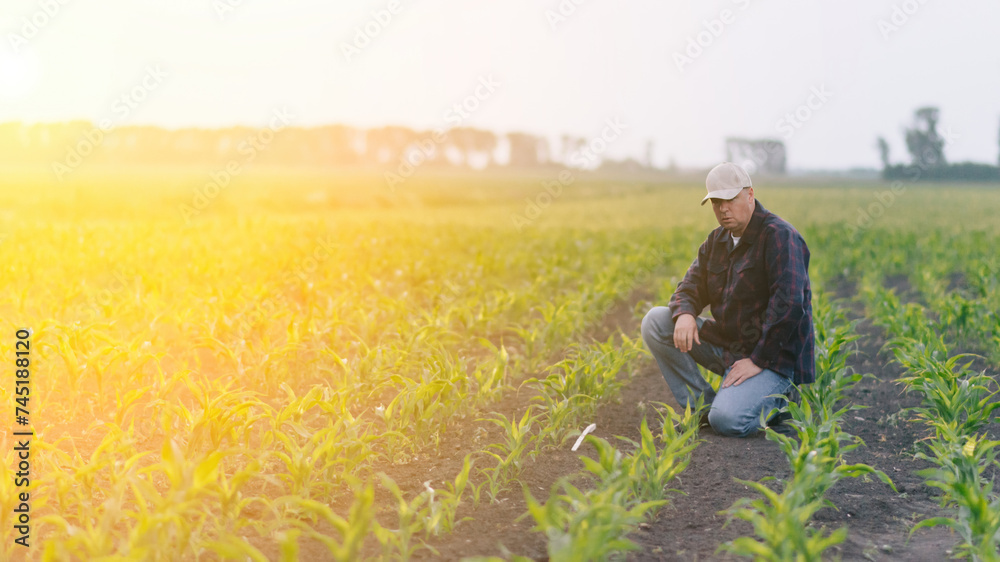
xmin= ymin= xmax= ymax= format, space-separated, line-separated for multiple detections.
xmin=725 ymin=137 xmax=787 ymax=175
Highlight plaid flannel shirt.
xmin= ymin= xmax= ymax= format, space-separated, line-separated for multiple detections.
xmin=669 ymin=199 xmax=815 ymax=385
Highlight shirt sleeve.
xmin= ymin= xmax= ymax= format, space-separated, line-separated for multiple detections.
xmin=749 ymin=226 xmax=809 ymax=369
xmin=669 ymin=238 xmax=710 ymax=320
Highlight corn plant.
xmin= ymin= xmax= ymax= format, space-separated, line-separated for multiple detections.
xmin=522 ymin=476 xmax=665 ymax=562
xmin=530 ymin=392 xmax=596 ymax=448
xmin=275 ymin=476 xmax=374 ymax=562
xmin=203 ymin=533 xmax=272 ymax=562
xmin=890 ymin=341 xmax=999 ymax=437
xmin=409 ymin=454 xmax=478 ymax=537
xmin=477 ymin=407 xmax=544 ymax=503
xmin=912 ymin=435 xmax=1000 ymax=561
xmin=471 ymin=341 xmax=511 ymax=407
xmin=518 ymin=400 xmax=702 ymax=561
xmin=373 ymin=473 xmax=439 ymax=561
xmin=887 ymin=322 xmax=1000 ymax=560
xmin=620 ymin=404 xmax=701 ymax=503
xmin=181 ymin=375 xmax=271 ymax=454
xmin=510 ymin=301 xmax=577 ymax=373
xmin=721 ymin=476 xmax=848 ymax=562
xmin=722 ymin=295 xmax=894 ymax=561
xmin=527 ymin=336 xmax=642 ymax=425
xmin=578 ymin=434 xmax=630 ymax=491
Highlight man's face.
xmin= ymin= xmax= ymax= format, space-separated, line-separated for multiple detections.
xmin=711 ymin=186 xmax=755 ymax=234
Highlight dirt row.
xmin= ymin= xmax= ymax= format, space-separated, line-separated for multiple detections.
xmin=282 ymin=287 xmax=666 ymax=560
xmin=308 ymin=276 xmax=993 ymax=560
xmin=623 ymin=277 xmax=1000 ymax=561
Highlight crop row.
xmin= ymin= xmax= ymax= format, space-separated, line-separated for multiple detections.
xmin=358 ymin=330 xmax=656 ymax=559
xmin=461 ymin=402 xmax=702 ymax=562
xmin=811 ymin=226 xmax=1000 ymax=365
xmin=719 ymin=294 xmax=894 ymax=560
xmin=864 ymin=279 xmax=1000 ymax=560
xmin=0 ymin=221 xmax=701 ymax=559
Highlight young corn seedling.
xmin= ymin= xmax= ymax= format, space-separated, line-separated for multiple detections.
xmin=509 ymin=324 xmax=545 ymax=374
xmin=185 ymin=384 xmax=270 ymax=454
xmin=528 ymin=337 xmax=637 ymax=425
xmin=723 ymin=298 xmax=894 ymax=561
xmin=913 ymin=435 xmax=1000 ymax=562
xmin=892 ymin=335 xmax=1000 ymax=561
xmin=274 ymin=476 xmax=374 ymax=562
xmin=522 ymin=475 xmax=665 ymax=562
xmin=720 ymin=475 xmax=847 ymax=562
xmin=422 ymin=453 xmax=476 ymax=534
xmin=477 ymin=407 xmax=544 ymax=503
xmin=203 ymin=533 xmax=272 ymax=562
xmin=578 ymin=435 xmax=630 ymax=492
xmin=121 ymin=439 xmax=231 ymax=560
xmin=620 ymin=406 xmax=701 ymax=503
xmin=722 ymin=408 xmax=893 ymax=561
xmin=893 ymin=345 xmax=999 ymax=437
xmin=213 ymin=457 xmax=271 ymax=537
xmin=470 ymin=341 xmax=511 ymax=407
xmin=529 ymin=392 xmax=596 ymax=449
xmin=267 ymin=424 xmax=368 ymax=500
xmin=403 ymin=454 xmax=479 ymax=539
xmin=373 ymin=473 xmax=438 ymax=561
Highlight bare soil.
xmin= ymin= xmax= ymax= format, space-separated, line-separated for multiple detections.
xmin=276 ymin=275 xmax=1000 ymax=560
xmin=625 ymin=278 xmax=962 ymax=561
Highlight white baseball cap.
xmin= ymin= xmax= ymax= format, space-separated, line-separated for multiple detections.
xmin=701 ymin=162 xmax=752 ymax=206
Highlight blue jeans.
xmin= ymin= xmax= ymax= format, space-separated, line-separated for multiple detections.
xmin=640 ymin=306 xmax=793 ymax=437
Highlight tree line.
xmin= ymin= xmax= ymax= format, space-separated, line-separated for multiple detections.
xmin=876 ymin=107 xmax=1000 ymax=182
xmin=0 ymin=121 xmax=667 ymax=173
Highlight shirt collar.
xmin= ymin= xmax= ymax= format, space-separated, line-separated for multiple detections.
xmin=730 ymin=199 xmax=767 ymax=248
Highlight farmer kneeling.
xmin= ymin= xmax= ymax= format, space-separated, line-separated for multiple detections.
xmin=641 ymin=162 xmax=814 ymax=437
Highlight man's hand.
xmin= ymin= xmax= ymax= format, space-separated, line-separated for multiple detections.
xmin=722 ymin=358 xmax=763 ymax=388
xmin=673 ymin=313 xmax=700 ymax=353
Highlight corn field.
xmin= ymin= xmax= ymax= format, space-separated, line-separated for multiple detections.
xmin=1 ymin=172 xmax=999 ymax=560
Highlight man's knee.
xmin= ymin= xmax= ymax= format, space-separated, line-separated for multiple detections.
xmin=707 ymin=405 xmax=758 ymax=437
xmin=641 ymin=306 xmax=674 ymax=342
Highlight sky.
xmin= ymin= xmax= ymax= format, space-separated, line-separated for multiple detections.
xmin=1 ymin=0 xmax=998 ymax=170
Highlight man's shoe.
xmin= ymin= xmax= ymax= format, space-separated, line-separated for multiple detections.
xmin=768 ymin=417 xmax=798 ymax=438
xmin=766 ymin=408 xmax=799 ymax=437
xmin=767 ymin=410 xmax=792 ymax=427
xmin=785 ymin=385 xmax=801 ymax=405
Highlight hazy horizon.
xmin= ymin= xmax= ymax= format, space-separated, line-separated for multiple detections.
xmin=2 ymin=0 xmax=998 ymax=171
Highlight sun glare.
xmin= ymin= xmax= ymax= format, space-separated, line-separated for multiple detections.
xmin=0 ymin=50 xmax=40 ymax=100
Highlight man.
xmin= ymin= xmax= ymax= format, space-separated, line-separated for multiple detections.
xmin=640 ymin=162 xmax=814 ymax=437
